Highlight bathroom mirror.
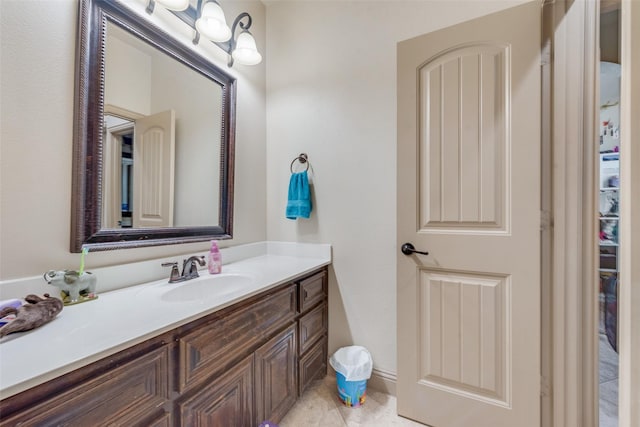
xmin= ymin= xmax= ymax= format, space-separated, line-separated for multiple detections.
xmin=71 ymin=0 xmax=236 ymax=252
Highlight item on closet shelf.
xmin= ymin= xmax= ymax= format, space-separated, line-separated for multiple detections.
xmin=602 ymin=191 xmax=619 ymax=217
xmin=208 ymin=240 xmax=222 ymax=274
xmin=0 ymin=294 xmax=63 ymax=338
xmin=43 ymin=270 xmax=98 ymax=306
xmin=604 ymin=274 xmax=618 ymax=352
xmin=599 ymin=219 xmax=618 ymax=244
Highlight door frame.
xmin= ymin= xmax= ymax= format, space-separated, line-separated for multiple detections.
xmin=507 ymin=1 xmax=638 ymax=425
xmin=543 ymin=0 xmax=598 ymax=426
xmin=102 ymin=121 xmax=134 ymax=229
xmin=542 ymin=0 xmax=634 ymax=426
xmin=618 ymin=1 xmax=639 ymax=425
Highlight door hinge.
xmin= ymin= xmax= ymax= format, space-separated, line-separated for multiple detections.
xmin=540 ymin=210 xmax=552 ymax=231
xmin=541 ymin=375 xmax=551 ymax=397
xmin=541 ymin=40 xmax=551 ymax=67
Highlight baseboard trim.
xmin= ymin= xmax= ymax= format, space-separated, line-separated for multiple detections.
xmin=367 ymin=368 xmax=397 ymax=396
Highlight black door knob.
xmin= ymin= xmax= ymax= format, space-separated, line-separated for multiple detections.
xmin=401 ymin=243 xmax=429 ymax=256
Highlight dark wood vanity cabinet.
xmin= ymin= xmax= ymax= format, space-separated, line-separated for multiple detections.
xmin=0 ymin=267 xmax=328 ymax=427
xmin=297 ymin=270 xmax=329 ymax=395
xmin=0 ymin=335 xmax=173 ymax=427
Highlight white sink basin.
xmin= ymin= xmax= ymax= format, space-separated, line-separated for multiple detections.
xmin=159 ymin=273 xmax=254 ymax=303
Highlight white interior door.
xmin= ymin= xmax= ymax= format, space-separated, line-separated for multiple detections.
xmin=397 ymin=2 xmax=541 ymax=426
xmin=133 ymin=110 xmax=176 ymax=228
xmin=102 ymin=128 xmax=123 ymax=229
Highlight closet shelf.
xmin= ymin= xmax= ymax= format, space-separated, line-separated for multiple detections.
xmin=600 ymin=242 xmax=619 ymax=247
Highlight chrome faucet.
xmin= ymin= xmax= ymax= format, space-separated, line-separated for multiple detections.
xmin=161 ymin=262 xmax=184 ymax=283
xmin=181 ymin=256 xmax=206 ymax=280
xmin=161 ymin=255 xmax=206 ymax=283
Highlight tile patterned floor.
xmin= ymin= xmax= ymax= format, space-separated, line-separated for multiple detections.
xmin=280 ymin=375 xmax=425 ymax=427
xmin=599 ymin=333 xmax=619 ymax=427
xmin=281 ymin=339 xmax=618 ymax=427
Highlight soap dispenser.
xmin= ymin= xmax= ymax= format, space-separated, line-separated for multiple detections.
xmin=208 ymin=240 xmax=222 ymax=274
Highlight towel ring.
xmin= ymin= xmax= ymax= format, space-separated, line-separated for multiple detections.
xmin=290 ymin=153 xmax=310 ymax=173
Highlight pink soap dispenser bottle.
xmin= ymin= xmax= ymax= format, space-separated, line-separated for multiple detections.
xmin=208 ymin=240 xmax=222 ymax=274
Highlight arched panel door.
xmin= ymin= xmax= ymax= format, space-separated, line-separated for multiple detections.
xmin=397 ymin=2 xmax=541 ymax=426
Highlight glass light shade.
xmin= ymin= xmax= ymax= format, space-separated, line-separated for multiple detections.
xmin=195 ymin=1 xmax=231 ymax=42
xmin=231 ymin=31 xmax=262 ymax=65
xmin=155 ymin=0 xmax=189 ymax=11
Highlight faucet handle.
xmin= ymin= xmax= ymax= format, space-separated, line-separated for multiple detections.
xmin=161 ymin=262 xmax=183 ymax=283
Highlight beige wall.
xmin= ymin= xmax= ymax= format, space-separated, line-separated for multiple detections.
xmin=105 ymin=32 xmax=153 ymax=115
xmin=0 ymin=0 xmax=534 ymax=379
xmin=265 ymin=0 xmax=532 ymax=375
xmin=0 ymin=0 xmax=266 ymax=280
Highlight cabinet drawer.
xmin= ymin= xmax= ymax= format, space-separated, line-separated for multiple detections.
xmin=178 ymin=284 xmax=297 ymax=392
xmin=299 ymin=303 xmax=327 ymax=354
xmin=299 ymin=270 xmax=326 ymax=313
xmin=0 ymin=345 xmax=171 ymax=427
xmin=299 ymin=336 xmax=328 ymax=396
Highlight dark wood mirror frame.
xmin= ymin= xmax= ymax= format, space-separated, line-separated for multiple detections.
xmin=71 ymin=0 xmax=236 ymax=253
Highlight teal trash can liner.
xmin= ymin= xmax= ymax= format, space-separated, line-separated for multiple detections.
xmin=329 ymin=346 xmax=372 ymax=407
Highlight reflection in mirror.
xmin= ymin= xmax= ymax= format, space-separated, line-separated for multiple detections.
xmin=71 ymin=0 xmax=236 ymax=252
xmin=103 ymin=22 xmax=221 ymax=229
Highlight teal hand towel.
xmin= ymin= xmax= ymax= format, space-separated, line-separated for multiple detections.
xmin=286 ymin=171 xmax=312 ymax=219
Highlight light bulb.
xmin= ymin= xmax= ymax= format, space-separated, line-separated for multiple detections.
xmin=155 ymin=0 xmax=189 ymax=11
xmin=195 ymin=1 xmax=231 ymax=42
xmin=232 ymin=30 xmax=262 ymax=66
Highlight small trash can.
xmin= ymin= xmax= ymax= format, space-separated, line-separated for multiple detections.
xmin=329 ymin=346 xmax=372 ymax=407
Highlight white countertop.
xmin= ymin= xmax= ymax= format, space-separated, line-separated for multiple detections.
xmin=0 ymin=242 xmax=331 ymax=400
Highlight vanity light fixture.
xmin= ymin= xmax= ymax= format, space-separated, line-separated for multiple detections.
xmin=146 ymin=0 xmax=262 ymax=68
xmin=194 ymin=0 xmax=231 ymax=42
xmin=229 ymin=23 xmax=262 ymax=66
xmin=145 ymin=0 xmax=190 ymax=14
xmin=194 ymin=6 xmax=262 ymax=67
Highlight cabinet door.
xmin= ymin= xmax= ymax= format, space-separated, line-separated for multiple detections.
xmin=0 ymin=345 xmax=171 ymax=427
xmin=299 ymin=336 xmax=328 ymax=396
xmin=179 ymin=354 xmax=254 ymax=427
xmin=255 ymin=324 xmax=298 ymax=425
